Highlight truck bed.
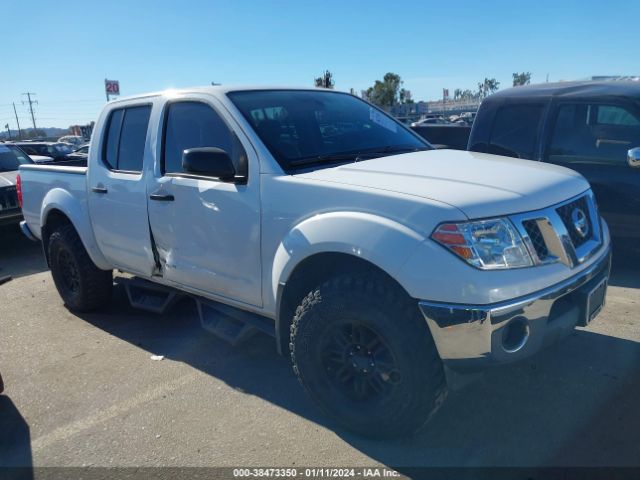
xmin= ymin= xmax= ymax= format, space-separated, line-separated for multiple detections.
xmin=19 ymin=164 xmax=88 ymax=240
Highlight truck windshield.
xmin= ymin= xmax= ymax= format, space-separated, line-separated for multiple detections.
xmin=227 ymin=90 xmax=431 ymax=171
xmin=0 ymin=145 xmax=33 ymax=172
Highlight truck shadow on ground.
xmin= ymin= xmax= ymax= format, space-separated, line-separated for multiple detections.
xmin=0 ymin=226 xmax=47 ymax=280
xmin=74 ymin=260 xmax=640 ymax=469
xmin=0 ymin=394 xmax=33 ymax=477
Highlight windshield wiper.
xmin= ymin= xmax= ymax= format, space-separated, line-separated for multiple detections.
xmin=290 ymin=152 xmax=366 ymax=167
xmin=290 ymin=145 xmax=430 ymax=168
xmin=360 ymin=145 xmax=431 ymax=156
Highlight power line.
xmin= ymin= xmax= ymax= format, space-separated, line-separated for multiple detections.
xmin=22 ymin=92 xmax=38 ymax=130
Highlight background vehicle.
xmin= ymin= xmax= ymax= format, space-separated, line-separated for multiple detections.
xmin=63 ymin=143 xmax=90 ymax=163
xmin=73 ymin=144 xmax=90 ymax=155
xmin=58 ymin=135 xmax=86 ymax=147
xmin=18 ymin=86 xmax=611 ymax=438
xmin=410 ymin=116 xmax=449 ymax=127
xmin=468 ymin=81 xmax=640 ymax=249
xmin=12 ymin=142 xmax=75 ymax=163
xmin=0 ymin=144 xmax=33 ymax=225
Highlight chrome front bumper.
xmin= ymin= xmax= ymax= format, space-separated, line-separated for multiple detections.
xmin=419 ymin=245 xmax=612 ymax=371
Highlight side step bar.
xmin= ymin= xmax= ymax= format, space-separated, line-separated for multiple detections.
xmin=118 ymin=277 xmax=185 ymax=314
xmin=196 ymin=299 xmax=275 ymax=346
xmin=118 ymin=276 xmax=275 ymax=346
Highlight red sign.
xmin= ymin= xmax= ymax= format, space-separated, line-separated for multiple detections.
xmin=105 ymin=79 xmax=120 ymax=96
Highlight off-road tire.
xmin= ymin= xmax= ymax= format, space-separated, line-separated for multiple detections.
xmin=48 ymin=224 xmax=113 ymax=312
xmin=290 ymin=272 xmax=447 ymax=438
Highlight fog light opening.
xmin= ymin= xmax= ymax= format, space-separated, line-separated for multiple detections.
xmin=502 ymin=317 xmax=530 ymax=353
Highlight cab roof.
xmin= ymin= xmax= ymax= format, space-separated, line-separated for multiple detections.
xmin=107 ymin=85 xmax=335 ymax=104
xmin=488 ymin=81 xmax=640 ymax=102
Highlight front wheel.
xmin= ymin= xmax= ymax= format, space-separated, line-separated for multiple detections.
xmin=290 ymin=273 xmax=447 ymax=438
xmin=48 ymin=224 xmax=113 ymax=312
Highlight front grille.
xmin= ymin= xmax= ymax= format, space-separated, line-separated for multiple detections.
xmin=522 ymin=219 xmax=549 ymax=260
xmin=0 ymin=186 xmax=19 ymax=211
xmin=556 ymin=196 xmax=593 ymax=248
xmin=511 ymin=192 xmax=602 ymax=268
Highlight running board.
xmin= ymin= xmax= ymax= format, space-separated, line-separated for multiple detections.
xmin=117 ymin=276 xmax=275 ymax=346
xmin=118 ymin=277 xmax=185 ymax=314
xmin=196 ymin=298 xmax=275 ymax=346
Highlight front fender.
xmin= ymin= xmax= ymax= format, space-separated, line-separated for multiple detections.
xmin=41 ymin=188 xmax=111 ymax=270
xmin=271 ymin=211 xmax=426 ymax=302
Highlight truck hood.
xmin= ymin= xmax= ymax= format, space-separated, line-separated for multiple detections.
xmin=0 ymin=171 xmax=18 ymax=187
xmin=295 ymin=149 xmax=590 ymax=219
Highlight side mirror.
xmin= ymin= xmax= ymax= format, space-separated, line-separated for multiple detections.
xmin=182 ymin=147 xmax=236 ymax=180
xmin=628 ymin=147 xmax=640 ymax=168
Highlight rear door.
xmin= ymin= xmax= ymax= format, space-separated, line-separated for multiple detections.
xmin=544 ymin=100 xmax=640 ymax=240
xmin=87 ymin=104 xmax=156 ymax=276
xmin=146 ymin=96 xmax=262 ymax=306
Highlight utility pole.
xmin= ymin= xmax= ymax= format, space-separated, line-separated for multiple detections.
xmin=22 ymin=92 xmax=38 ymax=131
xmin=12 ymin=102 xmax=22 ymax=139
xmin=5 ymin=123 xmax=11 ymax=140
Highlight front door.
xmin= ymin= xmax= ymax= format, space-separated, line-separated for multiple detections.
xmin=544 ymin=101 xmax=640 ymax=241
xmin=146 ymin=98 xmax=262 ymax=307
xmin=87 ymin=104 xmax=156 ymax=276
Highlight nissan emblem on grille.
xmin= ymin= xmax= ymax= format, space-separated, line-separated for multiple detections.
xmin=571 ymin=208 xmax=589 ymax=238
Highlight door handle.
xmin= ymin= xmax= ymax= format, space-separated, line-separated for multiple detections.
xmin=92 ymin=186 xmax=108 ymax=194
xmin=149 ymin=193 xmax=175 ymax=202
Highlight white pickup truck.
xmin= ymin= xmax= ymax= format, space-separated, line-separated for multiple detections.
xmin=18 ymin=87 xmax=611 ymax=437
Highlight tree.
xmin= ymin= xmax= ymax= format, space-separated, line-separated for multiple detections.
xmin=399 ymin=88 xmax=413 ymax=104
xmin=314 ymin=70 xmax=334 ymax=89
xmin=366 ymin=72 xmax=408 ymax=108
xmin=477 ymin=77 xmax=500 ymax=99
xmin=512 ymin=72 xmax=532 ymax=86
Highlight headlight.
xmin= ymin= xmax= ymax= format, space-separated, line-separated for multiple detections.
xmin=431 ymin=218 xmax=533 ymax=270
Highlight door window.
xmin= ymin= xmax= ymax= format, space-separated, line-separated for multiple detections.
xmin=102 ymin=105 xmax=151 ymax=172
xmin=487 ymin=104 xmax=544 ymax=159
xmin=547 ymin=103 xmax=640 ymax=165
xmin=162 ymin=101 xmax=245 ymax=175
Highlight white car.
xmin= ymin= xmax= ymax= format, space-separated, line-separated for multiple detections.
xmin=58 ymin=135 xmax=86 ymax=147
xmin=18 ymin=86 xmax=611 ymax=438
xmin=410 ymin=116 xmax=449 ymax=127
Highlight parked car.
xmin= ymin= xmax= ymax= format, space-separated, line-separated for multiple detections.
xmin=63 ymin=143 xmax=90 ymax=163
xmin=0 ymin=143 xmax=33 ymax=225
xmin=12 ymin=142 xmax=75 ymax=163
xmin=410 ymin=116 xmax=449 ymax=127
xmin=18 ymin=86 xmax=611 ymax=438
xmin=449 ymin=111 xmax=477 ymax=126
xmin=73 ymin=144 xmax=90 ymax=155
xmin=468 ymin=81 xmax=640 ymax=249
xmin=58 ymin=135 xmax=86 ymax=147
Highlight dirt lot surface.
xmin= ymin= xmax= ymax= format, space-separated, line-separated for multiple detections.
xmin=0 ymin=225 xmax=638 ymax=471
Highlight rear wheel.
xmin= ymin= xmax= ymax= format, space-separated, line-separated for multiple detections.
xmin=48 ymin=224 xmax=113 ymax=312
xmin=290 ymin=273 xmax=447 ymax=438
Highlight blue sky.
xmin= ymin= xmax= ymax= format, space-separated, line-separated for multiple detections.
xmin=1 ymin=0 xmax=638 ymax=128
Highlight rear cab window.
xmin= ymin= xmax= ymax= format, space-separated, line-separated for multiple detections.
xmin=486 ymin=104 xmax=545 ymax=159
xmin=102 ymin=105 xmax=151 ymax=172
